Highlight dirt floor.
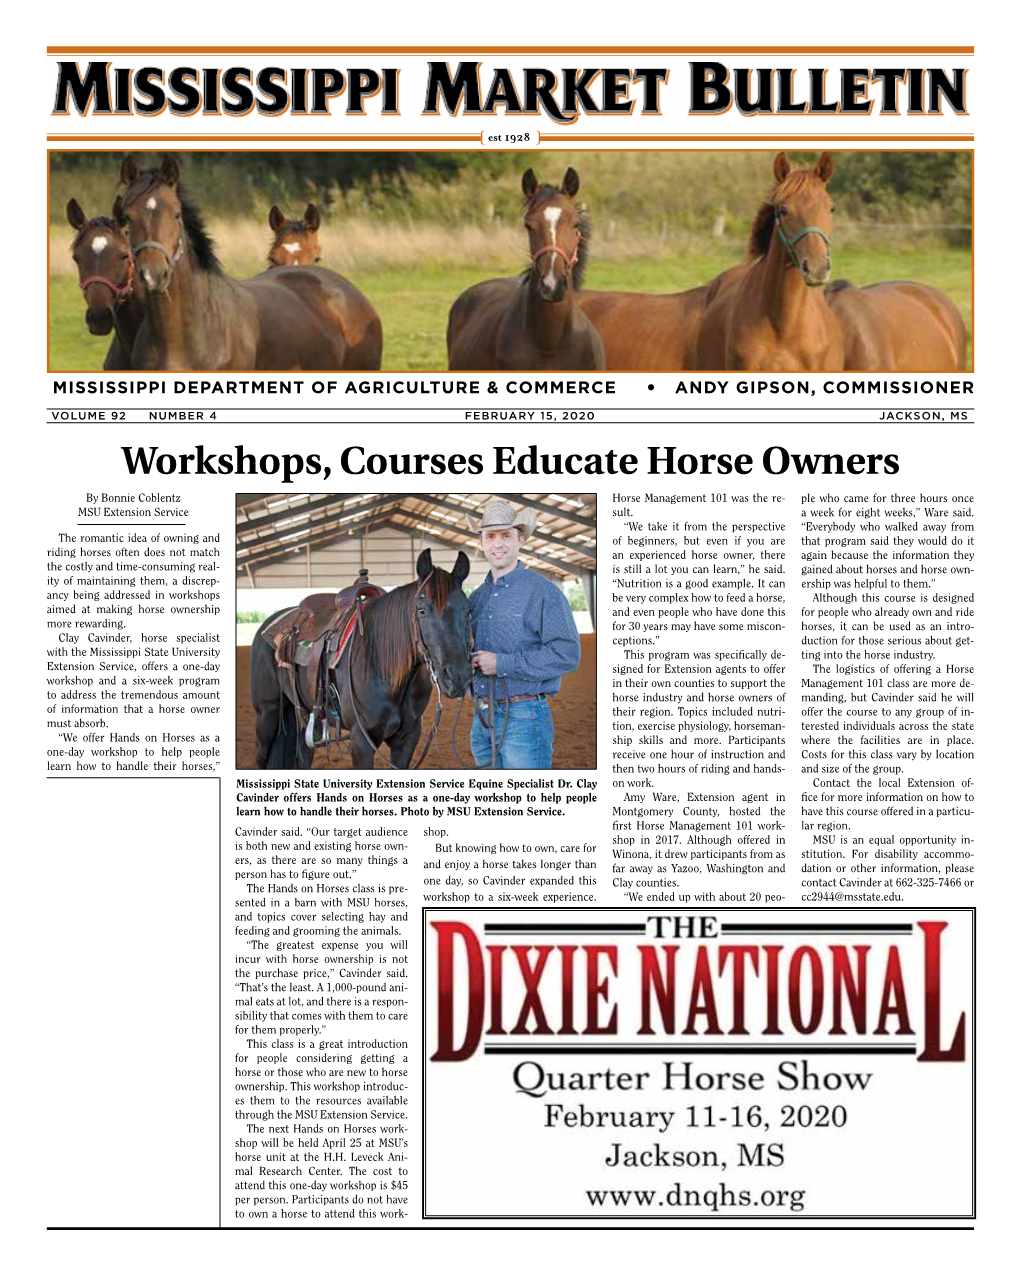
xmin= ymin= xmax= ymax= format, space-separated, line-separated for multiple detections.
xmin=235 ymin=633 xmax=596 ymax=770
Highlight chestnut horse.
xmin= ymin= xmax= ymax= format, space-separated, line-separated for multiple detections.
xmin=447 ymin=168 xmax=604 ymax=371
xmin=575 ymin=282 xmax=711 ymax=371
xmin=66 ymin=199 xmax=144 ymax=369
xmin=117 ymin=157 xmax=382 ymax=371
xmin=267 ymin=204 xmax=322 ymax=267
xmin=696 ymin=153 xmax=844 ymax=372
xmin=825 ymin=278 xmax=966 ymax=370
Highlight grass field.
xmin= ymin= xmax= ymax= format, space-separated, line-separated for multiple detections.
xmin=49 ymin=229 xmax=972 ymax=372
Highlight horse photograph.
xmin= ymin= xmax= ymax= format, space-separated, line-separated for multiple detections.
xmin=236 ymin=493 xmax=598 ymax=771
xmin=49 ymin=149 xmax=972 ymax=373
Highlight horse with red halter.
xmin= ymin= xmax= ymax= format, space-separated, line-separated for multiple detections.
xmin=267 ymin=204 xmax=322 ymax=268
xmin=66 ymin=199 xmax=143 ymax=369
xmin=116 ymin=156 xmax=382 ymax=371
xmin=696 ymin=153 xmax=844 ymax=372
xmin=447 ymin=168 xmax=605 ymax=371
xmin=249 ymin=550 xmax=472 ymax=770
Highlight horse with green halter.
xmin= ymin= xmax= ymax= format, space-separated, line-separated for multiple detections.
xmin=695 ymin=152 xmax=844 ymax=371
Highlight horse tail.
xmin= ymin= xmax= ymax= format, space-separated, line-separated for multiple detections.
xmin=267 ymin=696 xmax=298 ymax=768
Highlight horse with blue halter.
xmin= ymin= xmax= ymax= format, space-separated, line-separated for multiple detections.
xmin=250 ymin=551 xmax=474 ymax=770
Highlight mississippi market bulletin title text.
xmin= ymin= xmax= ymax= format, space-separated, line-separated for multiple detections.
xmin=54 ymin=61 xmax=968 ymax=120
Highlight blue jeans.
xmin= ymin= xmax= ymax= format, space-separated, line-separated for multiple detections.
xmin=470 ymin=696 xmax=554 ymax=769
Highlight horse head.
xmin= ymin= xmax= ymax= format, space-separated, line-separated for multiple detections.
xmin=413 ymin=548 xmax=472 ymax=698
xmin=118 ymin=154 xmax=187 ymax=294
xmin=522 ymin=167 xmax=587 ymax=302
xmin=67 ymin=198 xmax=134 ymax=336
xmin=769 ymin=152 xmax=836 ymax=287
xmin=268 ymin=204 xmax=322 ymax=267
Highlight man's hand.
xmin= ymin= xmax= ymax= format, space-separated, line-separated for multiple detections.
xmin=472 ymin=650 xmax=498 ymax=676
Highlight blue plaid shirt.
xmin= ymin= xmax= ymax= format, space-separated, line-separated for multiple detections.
xmin=468 ymin=562 xmax=581 ymax=699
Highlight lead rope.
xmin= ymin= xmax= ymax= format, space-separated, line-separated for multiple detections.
xmin=449 ymin=657 xmax=510 ymax=769
xmin=488 ymin=675 xmax=496 ymax=768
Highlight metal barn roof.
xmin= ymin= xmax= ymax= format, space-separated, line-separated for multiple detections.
xmin=235 ymin=492 xmax=597 ymax=582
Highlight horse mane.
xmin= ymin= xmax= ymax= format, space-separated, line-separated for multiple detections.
xmin=122 ymin=169 xmax=221 ymax=273
xmin=748 ymin=169 xmax=818 ymax=260
xmin=522 ymin=185 xmax=592 ymax=288
xmin=362 ymin=568 xmax=455 ymax=690
xmin=71 ymin=215 xmax=120 ymax=252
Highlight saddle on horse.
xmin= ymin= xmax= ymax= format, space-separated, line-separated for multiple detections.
xmin=263 ymin=568 xmax=385 ymax=750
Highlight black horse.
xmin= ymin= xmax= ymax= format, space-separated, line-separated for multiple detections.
xmin=250 ymin=550 xmax=472 ymax=769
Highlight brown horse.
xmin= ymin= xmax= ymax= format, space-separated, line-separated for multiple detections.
xmin=267 ymin=204 xmax=322 ymax=267
xmin=575 ymin=283 xmax=711 ymax=371
xmin=825 ymin=278 xmax=966 ymax=370
xmin=696 ymin=153 xmax=844 ymax=371
xmin=447 ymin=168 xmax=604 ymax=371
xmin=66 ymin=199 xmax=143 ymax=369
xmin=117 ymin=157 xmax=382 ymax=371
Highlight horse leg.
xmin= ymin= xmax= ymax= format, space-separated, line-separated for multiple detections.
xmin=385 ymin=670 xmax=433 ymax=769
xmin=387 ymin=719 xmax=424 ymax=770
xmin=268 ymin=699 xmax=301 ymax=769
xmin=348 ymin=726 xmax=377 ymax=771
xmin=253 ymin=694 xmax=280 ymax=768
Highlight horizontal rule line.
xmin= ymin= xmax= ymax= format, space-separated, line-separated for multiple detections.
xmin=47 ymin=134 xmax=975 ymax=144
xmin=48 ymin=135 xmax=475 ymax=143
xmin=46 ymin=45 xmax=976 ymax=54
xmin=45 ymin=406 xmax=975 ymax=409
xmin=482 ymin=929 xmax=641 ymax=937
xmin=483 ymin=1044 xmax=918 ymax=1055
xmin=484 ymin=925 xmax=645 ymax=934
xmin=567 ymin=136 xmax=974 ymax=143
xmin=720 ymin=923 xmax=913 ymax=933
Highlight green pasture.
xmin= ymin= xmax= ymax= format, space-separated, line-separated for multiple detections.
xmin=48 ymin=240 xmax=973 ymax=372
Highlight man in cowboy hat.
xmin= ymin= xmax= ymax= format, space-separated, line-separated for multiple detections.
xmin=466 ymin=498 xmax=581 ymax=768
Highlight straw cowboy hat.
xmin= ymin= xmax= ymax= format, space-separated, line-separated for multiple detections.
xmin=466 ymin=498 xmax=539 ymax=539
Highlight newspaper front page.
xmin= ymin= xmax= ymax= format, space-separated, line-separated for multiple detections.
xmin=16 ymin=9 xmax=1015 ymax=1271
